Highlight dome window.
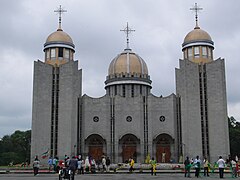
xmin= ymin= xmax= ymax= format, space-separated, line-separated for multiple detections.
xmin=208 ymin=48 xmax=213 ymax=59
xmin=194 ymin=47 xmax=200 ymax=58
xmin=188 ymin=47 xmax=193 ymax=59
xmin=46 ymin=49 xmax=50 ymax=59
xmin=58 ymin=47 xmax=63 ymax=58
xmin=51 ymin=48 xmax=56 ymax=58
xmin=64 ymin=49 xmax=70 ymax=59
xmin=202 ymin=46 xmax=207 ymax=58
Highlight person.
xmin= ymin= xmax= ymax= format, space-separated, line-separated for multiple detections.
xmin=77 ymin=156 xmax=84 ymax=174
xmin=184 ymin=156 xmax=191 ymax=177
xmin=162 ymin=151 xmax=166 ymax=163
xmin=217 ymin=156 xmax=225 ymax=178
xmin=231 ymin=158 xmax=237 ymax=178
xmin=85 ymin=156 xmax=90 ymax=172
xmin=53 ymin=157 xmax=57 ymax=172
xmin=203 ymin=157 xmax=210 ymax=177
xmin=237 ymin=159 xmax=240 ymax=177
xmin=102 ymin=156 xmax=106 ymax=172
xmin=129 ymin=157 xmax=135 ymax=172
xmin=68 ymin=156 xmax=78 ymax=180
xmin=106 ymin=157 xmax=111 ymax=172
xmin=65 ymin=157 xmax=70 ymax=168
xmin=194 ymin=156 xmax=201 ymax=178
xmin=33 ymin=156 xmax=40 ymax=176
xmin=150 ymin=157 xmax=157 ymax=176
xmin=47 ymin=157 xmax=53 ymax=171
xmin=91 ymin=158 xmax=96 ymax=173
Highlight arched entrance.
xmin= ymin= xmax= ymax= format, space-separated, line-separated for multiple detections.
xmin=85 ymin=134 xmax=106 ymax=162
xmin=154 ymin=134 xmax=174 ymax=163
xmin=119 ymin=134 xmax=139 ymax=163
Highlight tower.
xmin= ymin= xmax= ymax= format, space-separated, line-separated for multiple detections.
xmin=104 ymin=23 xmax=152 ymax=162
xmin=175 ymin=3 xmax=229 ymax=161
xmin=31 ymin=6 xmax=82 ymax=161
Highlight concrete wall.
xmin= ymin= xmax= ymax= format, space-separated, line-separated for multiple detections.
xmin=206 ymin=58 xmax=230 ymax=161
xmin=31 ymin=61 xmax=52 ymax=163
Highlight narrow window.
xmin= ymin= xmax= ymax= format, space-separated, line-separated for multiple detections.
xmin=46 ymin=49 xmax=50 ymax=59
xmin=194 ymin=47 xmax=200 ymax=58
xmin=131 ymin=85 xmax=134 ymax=97
xmin=208 ymin=48 xmax=212 ymax=59
xmin=123 ymin=85 xmax=126 ymax=97
xmin=184 ymin=50 xmax=187 ymax=59
xmin=202 ymin=47 xmax=207 ymax=58
xmin=188 ymin=47 xmax=192 ymax=59
xmin=64 ymin=49 xmax=70 ymax=59
xmin=58 ymin=47 xmax=63 ymax=58
xmin=115 ymin=85 xmax=117 ymax=95
xmin=51 ymin=48 xmax=56 ymax=58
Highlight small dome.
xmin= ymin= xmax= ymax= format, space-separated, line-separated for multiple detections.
xmin=44 ymin=28 xmax=75 ymax=51
xmin=184 ymin=27 xmax=212 ymax=43
xmin=108 ymin=49 xmax=148 ymax=76
xmin=182 ymin=26 xmax=214 ymax=49
xmin=46 ymin=29 xmax=73 ymax=44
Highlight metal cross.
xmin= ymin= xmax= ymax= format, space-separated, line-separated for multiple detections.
xmin=190 ymin=3 xmax=203 ymax=27
xmin=54 ymin=5 xmax=67 ymax=29
xmin=120 ymin=22 xmax=135 ymax=50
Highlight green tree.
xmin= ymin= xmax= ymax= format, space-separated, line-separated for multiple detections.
xmin=0 ymin=130 xmax=31 ymax=166
xmin=228 ymin=116 xmax=240 ymax=157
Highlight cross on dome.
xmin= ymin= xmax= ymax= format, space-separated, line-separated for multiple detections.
xmin=120 ymin=22 xmax=135 ymax=50
xmin=54 ymin=5 xmax=67 ymax=30
xmin=190 ymin=3 xmax=203 ymax=28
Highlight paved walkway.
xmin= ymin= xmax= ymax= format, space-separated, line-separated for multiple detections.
xmin=0 ymin=173 xmax=237 ymax=180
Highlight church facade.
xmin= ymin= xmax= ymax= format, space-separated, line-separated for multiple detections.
xmin=31 ymin=8 xmax=230 ymax=164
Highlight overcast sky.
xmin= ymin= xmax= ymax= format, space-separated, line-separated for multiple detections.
xmin=0 ymin=0 xmax=239 ymax=138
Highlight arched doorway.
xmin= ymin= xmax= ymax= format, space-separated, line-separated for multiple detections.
xmin=85 ymin=134 xmax=106 ymax=162
xmin=119 ymin=134 xmax=139 ymax=163
xmin=154 ymin=134 xmax=174 ymax=163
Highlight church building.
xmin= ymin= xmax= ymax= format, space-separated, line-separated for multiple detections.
xmin=31 ymin=5 xmax=230 ymax=164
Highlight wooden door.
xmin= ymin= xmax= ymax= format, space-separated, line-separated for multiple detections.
xmin=156 ymin=146 xmax=171 ymax=163
xmin=89 ymin=146 xmax=103 ymax=161
xmin=122 ymin=146 xmax=136 ymax=163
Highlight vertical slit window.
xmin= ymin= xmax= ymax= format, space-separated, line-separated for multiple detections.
xmin=58 ymin=47 xmax=63 ymax=58
xmin=123 ymin=85 xmax=126 ymax=97
xmin=188 ymin=47 xmax=193 ymax=59
xmin=202 ymin=46 xmax=207 ymax=58
xmin=131 ymin=85 xmax=134 ymax=97
xmin=51 ymin=48 xmax=56 ymax=58
xmin=64 ymin=49 xmax=70 ymax=59
xmin=115 ymin=86 xmax=117 ymax=96
xmin=194 ymin=47 xmax=200 ymax=58
xmin=46 ymin=49 xmax=50 ymax=59
xmin=208 ymin=48 xmax=212 ymax=59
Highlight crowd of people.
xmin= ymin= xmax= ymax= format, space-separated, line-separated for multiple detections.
xmin=184 ymin=155 xmax=240 ymax=178
xmin=32 ymin=154 xmax=240 ymax=178
xmin=46 ymin=154 xmax=111 ymax=175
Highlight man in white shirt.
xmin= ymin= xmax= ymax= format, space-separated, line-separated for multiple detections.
xmin=194 ymin=156 xmax=201 ymax=178
xmin=217 ymin=156 xmax=225 ymax=178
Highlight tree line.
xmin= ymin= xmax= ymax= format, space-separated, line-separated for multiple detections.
xmin=0 ymin=130 xmax=31 ymax=166
xmin=0 ymin=117 xmax=239 ymax=166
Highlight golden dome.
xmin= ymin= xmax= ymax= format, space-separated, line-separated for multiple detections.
xmin=183 ymin=27 xmax=212 ymax=44
xmin=44 ymin=28 xmax=75 ymax=52
xmin=46 ymin=29 xmax=73 ymax=44
xmin=108 ymin=49 xmax=148 ymax=76
xmin=182 ymin=26 xmax=214 ymax=49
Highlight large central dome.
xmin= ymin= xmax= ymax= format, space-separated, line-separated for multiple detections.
xmin=105 ymin=48 xmax=151 ymax=89
xmin=108 ymin=48 xmax=148 ymax=76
